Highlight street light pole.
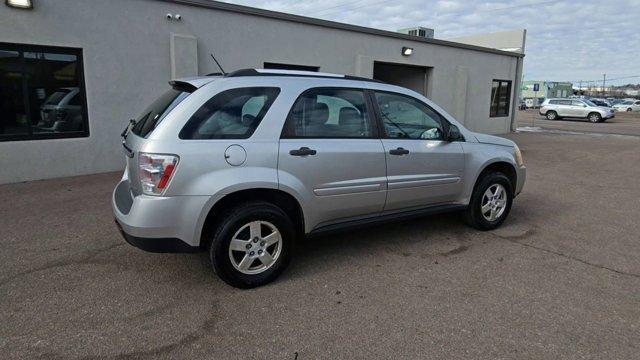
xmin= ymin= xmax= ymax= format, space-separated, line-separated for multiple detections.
xmin=602 ymin=74 xmax=606 ymax=97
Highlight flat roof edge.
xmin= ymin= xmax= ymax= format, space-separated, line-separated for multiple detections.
xmin=156 ymin=0 xmax=525 ymax=58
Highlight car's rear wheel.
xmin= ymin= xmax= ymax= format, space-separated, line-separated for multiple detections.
xmin=209 ymin=201 xmax=294 ymax=288
xmin=627 ymin=108 xmax=632 ymax=112
xmin=463 ymin=172 xmax=513 ymax=230
xmin=546 ymin=111 xmax=558 ymax=120
xmin=588 ymin=112 xmax=602 ymax=123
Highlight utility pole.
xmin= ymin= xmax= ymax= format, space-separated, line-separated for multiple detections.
xmin=579 ymin=80 xmax=582 ymax=95
xmin=602 ymin=74 xmax=606 ymax=97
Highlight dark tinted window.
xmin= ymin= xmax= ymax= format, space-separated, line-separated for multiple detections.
xmin=283 ymin=88 xmax=373 ymax=138
xmin=132 ymin=89 xmax=189 ymax=138
xmin=375 ymin=91 xmax=445 ymax=140
xmin=490 ymin=80 xmax=512 ymax=117
xmin=180 ymin=87 xmax=280 ymax=139
xmin=0 ymin=43 xmax=88 ymax=141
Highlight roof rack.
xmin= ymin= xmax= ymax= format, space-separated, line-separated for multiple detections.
xmin=224 ymin=68 xmax=384 ymax=84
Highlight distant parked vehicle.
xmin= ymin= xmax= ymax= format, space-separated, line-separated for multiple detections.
xmin=518 ymin=99 xmax=527 ymax=110
xmin=38 ymin=87 xmax=83 ymax=132
xmin=589 ymin=99 xmax=611 ymax=107
xmin=612 ymin=100 xmax=640 ymax=112
xmin=539 ymin=98 xmax=615 ymax=122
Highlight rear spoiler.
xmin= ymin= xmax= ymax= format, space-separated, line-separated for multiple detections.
xmin=168 ymin=80 xmax=198 ymax=93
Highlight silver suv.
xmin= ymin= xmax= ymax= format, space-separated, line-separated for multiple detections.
xmin=539 ymin=98 xmax=615 ymax=122
xmin=113 ymin=69 xmax=526 ymax=288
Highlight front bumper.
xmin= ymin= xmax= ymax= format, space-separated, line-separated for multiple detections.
xmin=603 ymin=112 xmax=615 ymax=119
xmin=112 ymin=176 xmax=210 ymax=253
xmin=515 ymin=165 xmax=526 ymax=196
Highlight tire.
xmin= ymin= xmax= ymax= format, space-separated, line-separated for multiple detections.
xmin=463 ymin=172 xmax=514 ymax=231
xmin=209 ymin=201 xmax=294 ymax=288
xmin=588 ymin=112 xmax=602 ymax=123
xmin=627 ymin=108 xmax=632 ymax=112
xmin=546 ymin=111 xmax=558 ymax=120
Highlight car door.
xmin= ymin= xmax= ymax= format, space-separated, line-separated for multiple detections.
xmin=278 ymin=87 xmax=387 ymax=227
xmin=372 ymin=91 xmax=464 ymax=211
xmin=571 ymin=100 xmax=589 ymax=117
xmin=634 ymin=101 xmax=640 ymax=111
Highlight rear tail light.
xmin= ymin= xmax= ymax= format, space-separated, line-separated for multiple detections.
xmin=138 ymin=153 xmax=179 ymax=195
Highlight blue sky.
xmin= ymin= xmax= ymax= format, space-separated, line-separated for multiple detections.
xmin=223 ymin=0 xmax=640 ymax=86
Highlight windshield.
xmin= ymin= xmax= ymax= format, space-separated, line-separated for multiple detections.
xmin=621 ymin=101 xmax=633 ymax=105
xmin=583 ymin=100 xmax=597 ymax=107
xmin=132 ymin=89 xmax=190 ymax=138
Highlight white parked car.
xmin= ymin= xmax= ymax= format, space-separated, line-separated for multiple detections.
xmin=612 ymin=100 xmax=640 ymax=112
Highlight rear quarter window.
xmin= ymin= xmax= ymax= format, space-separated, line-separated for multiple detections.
xmin=133 ymin=89 xmax=190 ymax=138
xmin=179 ymin=87 xmax=280 ymax=140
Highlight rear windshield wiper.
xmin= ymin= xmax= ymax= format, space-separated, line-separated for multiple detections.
xmin=121 ymin=119 xmax=136 ymax=138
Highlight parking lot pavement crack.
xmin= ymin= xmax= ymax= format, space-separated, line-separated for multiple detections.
xmin=0 ymin=242 xmax=125 ymax=287
xmin=493 ymin=234 xmax=640 ymax=279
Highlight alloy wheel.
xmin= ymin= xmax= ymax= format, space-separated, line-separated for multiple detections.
xmin=481 ymin=184 xmax=507 ymax=222
xmin=228 ymin=220 xmax=282 ymax=275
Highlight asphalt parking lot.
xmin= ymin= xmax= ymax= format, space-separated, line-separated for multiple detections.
xmin=517 ymin=108 xmax=640 ymax=137
xmin=1 ymin=116 xmax=640 ymax=359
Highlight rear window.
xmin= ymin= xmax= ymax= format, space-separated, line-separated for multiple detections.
xmin=44 ymin=89 xmax=71 ymax=105
xmin=179 ymin=87 xmax=280 ymax=140
xmin=132 ymin=89 xmax=190 ymax=138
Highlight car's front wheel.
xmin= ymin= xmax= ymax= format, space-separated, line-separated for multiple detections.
xmin=546 ymin=111 xmax=558 ymax=120
xmin=209 ymin=201 xmax=294 ymax=288
xmin=463 ymin=172 xmax=513 ymax=230
xmin=627 ymin=108 xmax=633 ymax=112
xmin=588 ymin=112 xmax=602 ymax=123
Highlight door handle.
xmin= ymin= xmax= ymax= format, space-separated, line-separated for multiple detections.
xmin=289 ymin=147 xmax=317 ymax=156
xmin=389 ymin=147 xmax=410 ymax=155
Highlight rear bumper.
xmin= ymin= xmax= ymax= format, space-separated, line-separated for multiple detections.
xmin=112 ymin=175 xmax=210 ymax=252
xmin=115 ymin=219 xmax=199 ymax=253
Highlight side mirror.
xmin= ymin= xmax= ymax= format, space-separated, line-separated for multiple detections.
xmin=447 ymin=124 xmax=464 ymax=142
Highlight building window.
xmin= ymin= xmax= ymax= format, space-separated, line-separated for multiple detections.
xmin=0 ymin=43 xmax=88 ymax=141
xmin=490 ymin=79 xmax=512 ymax=117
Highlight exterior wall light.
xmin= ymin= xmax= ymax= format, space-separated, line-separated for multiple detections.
xmin=5 ymin=0 xmax=33 ymax=9
xmin=402 ymin=47 xmax=413 ymax=56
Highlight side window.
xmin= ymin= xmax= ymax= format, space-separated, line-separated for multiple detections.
xmin=571 ymin=100 xmax=585 ymax=106
xmin=490 ymin=80 xmax=512 ymax=117
xmin=179 ymin=87 xmax=280 ymax=140
xmin=375 ymin=91 xmax=445 ymax=140
xmin=283 ymin=88 xmax=373 ymax=138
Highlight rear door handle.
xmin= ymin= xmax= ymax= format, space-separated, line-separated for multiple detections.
xmin=389 ymin=147 xmax=410 ymax=155
xmin=289 ymin=147 xmax=317 ymax=156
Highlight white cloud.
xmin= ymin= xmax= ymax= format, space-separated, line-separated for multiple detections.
xmin=224 ymin=0 xmax=640 ymax=85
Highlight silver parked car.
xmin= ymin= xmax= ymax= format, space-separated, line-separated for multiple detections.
xmin=612 ymin=100 xmax=640 ymax=112
xmin=539 ymin=98 xmax=615 ymax=122
xmin=113 ymin=69 xmax=526 ymax=288
xmin=38 ymin=87 xmax=83 ymax=132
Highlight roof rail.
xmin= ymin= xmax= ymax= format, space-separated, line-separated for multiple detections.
xmin=225 ymin=68 xmax=384 ymax=84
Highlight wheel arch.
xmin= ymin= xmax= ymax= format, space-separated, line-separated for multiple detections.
xmin=473 ymin=160 xmax=518 ymax=196
xmin=198 ymin=188 xmax=305 ymax=250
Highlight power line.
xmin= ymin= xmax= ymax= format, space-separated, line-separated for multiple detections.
xmin=384 ymin=0 xmax=566 ymax=31
xmin=316 ymin=0 xmax=397 ymax=17
xmin=311 ymin=0 xmax=370 ymax=16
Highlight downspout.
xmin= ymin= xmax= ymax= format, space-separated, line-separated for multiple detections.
xmin=511 ymin=56 xmax=524 ymax=132
xmin=510 ymin=29 xmax=526 ymax=132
